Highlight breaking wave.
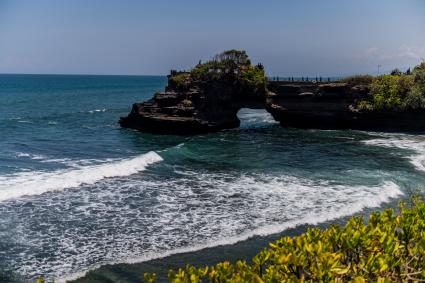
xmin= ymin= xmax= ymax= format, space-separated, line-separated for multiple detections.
xmin=363 ymin=133 xmax=425 ymax=172
xmin=0 ymin=168 xmax=401 ymax=281
xmin=0 ymin=151 xmax=163 ymax=202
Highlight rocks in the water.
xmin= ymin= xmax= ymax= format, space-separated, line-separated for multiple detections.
xmin=267 ymin=81 xmax=425 ymax=131
xmin=119 ymin=50 xmax=425 ymax=135
xmin=119 ymin=50 xmax=269 ymax=134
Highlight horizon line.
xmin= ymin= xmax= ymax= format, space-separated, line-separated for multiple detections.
xmin=0 ymin=72 xmax=168 ymax=77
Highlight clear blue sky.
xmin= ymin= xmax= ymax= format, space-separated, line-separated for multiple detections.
xmin=0 ymin=0 xmax=424 ymax=76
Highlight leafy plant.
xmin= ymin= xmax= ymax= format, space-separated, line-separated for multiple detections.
xmin=357 ymin=74 xmax=414 ymax=111
xmin=240 ymin=65 xmax=267 ymax=91
xmin=370 ymin=75 xmax=413 ymax=110
xmin=145 ymin=197 xmax=425 ymax=282
xmin=411 ymin=63 xmax=425 ymax=96
xmin=353 ymin=62 xmax=425 ymax=111
xmin=169 ymin=73 xmax=191 ymax=90
xmin=172 ymin=50 xmax=266 ymax=93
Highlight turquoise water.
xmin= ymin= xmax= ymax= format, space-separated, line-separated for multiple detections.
xmin=0 ymin=74 xmax=424 ymax=281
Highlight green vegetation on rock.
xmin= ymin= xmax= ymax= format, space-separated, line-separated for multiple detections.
xmin=407 ymin=62 xmax=425 ymax=109
xmin=169 ymin=50 xmax=267 ymax=93
xmin=169 ymin=72 xmax=191 ymax=90
xmin=369 ymin=74 xmax=413 ymax=111
xmin=357 ymin=62 xmax=425 ymax=111
xmin=145 ymin=197 xmax=425 ymax=282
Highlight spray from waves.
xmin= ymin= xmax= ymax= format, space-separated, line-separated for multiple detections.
xmin=39 ymin=157 xmax=124 ymax=168
xmin=237 ymin=108 xmax=278 ymax=128
xmin=57 ymin=175 xmax=402 ymax=282
xmin=14 ymin=150 xmax=124 ymax=168
xmin=363 ymin=133 xmax=425 ymax=172
xmin=0 ymin=151 xmax=162 ymax=202
xmin=15 ymin=152 xmax=47 ymax=160
xmin=88 ymin=108 xmax=107 ymax=114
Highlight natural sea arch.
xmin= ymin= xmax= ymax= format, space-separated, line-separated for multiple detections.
xmin=236 ymin=108 xmax=279 ymax=128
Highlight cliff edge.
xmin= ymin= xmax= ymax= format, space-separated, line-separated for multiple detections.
xmin=119 ymin=51 xmax=425 ymax=134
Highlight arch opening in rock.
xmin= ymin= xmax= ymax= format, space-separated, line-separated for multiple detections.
xmin=236 ymin=108 xmax=279 ymax=129
xmin=120 ymin=49 xmax=423 ymax=135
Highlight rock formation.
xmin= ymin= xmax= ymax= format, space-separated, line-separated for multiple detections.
xmin=119 ymin=50 xmax=425 ymax=134
xmin=119 ymin=50 xmax=269 ymax=134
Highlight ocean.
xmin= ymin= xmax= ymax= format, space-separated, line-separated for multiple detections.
xmin=0 ymin=74 xmax=424 ymax=282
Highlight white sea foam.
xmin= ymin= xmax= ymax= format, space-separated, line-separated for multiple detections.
xmin=15 ymin=152 xmax=47 ymax=160
xmin=88 ymin=108 xmax=107 ymax=114
xmin=15 ymin=151 xmax=123 ymax=167
xmin=363 ymin=133 xmax=425 ymax=172
xmin=0 ymin=151 xmax=162 ymax=202
xmin=237 ymin=108 xmax=278 ymax=127
xmin=40 ymin=157 xmax=121 ymax=168
xmin=1 ymin=142 xmax=405 ymax=282
xmin=58 ymin=177 xmax=401 ymax=282
xmin=8 ymin=170 xmax=398 ymax=282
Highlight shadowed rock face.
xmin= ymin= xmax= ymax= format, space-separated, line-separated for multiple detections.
xmin=119 ymin=51 xmax=425 ymax=135
xmin=119 ymin=74 xmax=371 ymax=135
xmin=267 ymin=81 xmax=425 ymax=132
xmin=119 ymin=74 xmax=269 ymax=135
xmin=120 ymin=78 xmax=425 ymax=134
xmin=266 ymin=81 xmax=365 ymax=129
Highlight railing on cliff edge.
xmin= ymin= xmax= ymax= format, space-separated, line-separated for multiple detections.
xmin=266 ymin=76 xmax=343 ymax=83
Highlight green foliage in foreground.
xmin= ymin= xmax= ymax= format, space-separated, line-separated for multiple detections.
xmin=145 ymin=198 xmax=425 ymax=282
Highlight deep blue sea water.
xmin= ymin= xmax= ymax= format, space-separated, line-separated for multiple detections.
xmin=0 ymin=74 xmax=424 ymax=281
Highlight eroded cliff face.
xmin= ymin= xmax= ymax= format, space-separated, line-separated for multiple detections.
xmin=119 ymin=73 xmax=269 ymax=134
xmin=119 ymin=50 xmax=425 ymax=135
xmin=266 ymin=81 xmax=367 ymax=129
xmin=267 ymin=81 xmax=425 ymax=131
xmin=119 ymin=76 xmax=372 ymax=135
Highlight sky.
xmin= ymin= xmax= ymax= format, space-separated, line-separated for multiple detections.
xmin=0 ymin=0 xmax=424 ymax=76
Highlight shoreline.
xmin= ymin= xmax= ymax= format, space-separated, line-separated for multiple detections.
xmin=71 ymin=199 xmax=400 ymax=283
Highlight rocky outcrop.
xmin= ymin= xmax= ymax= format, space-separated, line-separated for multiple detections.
xmin=119 ymin=75 xmax=368 ymax=135
xmin=267 ymin=81 xmax=425 ymax=131
xmin=119 ymin=50 xmax=425 ymax=135
xmin=120 ymin=78 xmax=425 ymax=134
xmin=266 ymin=81 xmax=364 ymax=129
xmin=119 ymin=75 xmax=268 ymax=135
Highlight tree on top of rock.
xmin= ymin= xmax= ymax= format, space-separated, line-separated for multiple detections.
xmin=169 ymin=49 xmax=267 ymax=94
xmin=213 ymin=50 xmax=251 ymax=67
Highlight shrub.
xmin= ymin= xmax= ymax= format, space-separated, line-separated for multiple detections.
xmin=145 ymin=197 xmax=425 ymax=282
xmin=354 ymin=63 xmax=425 ymax=111
xmin=411 ymin=62 xmax=425 ymax=96
xmin=404 ymin=64 xmax=425 ymax=110
xmin=402 ymin=87 xmax=425 ymax=110
xmin=370 ymin=75 xmax=413 ymax=110
xmin=177 ymin=50 xmax=266 ymax=93
xmin=169 ymin=73 xmax=191 ymax=90
xmin=240 ymin=65 xmax=267 ymax=91
xmin=356 ymin=100 xmax=374 ymax=111
xmin=357 ymin=74 xmax=414 ymax=111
